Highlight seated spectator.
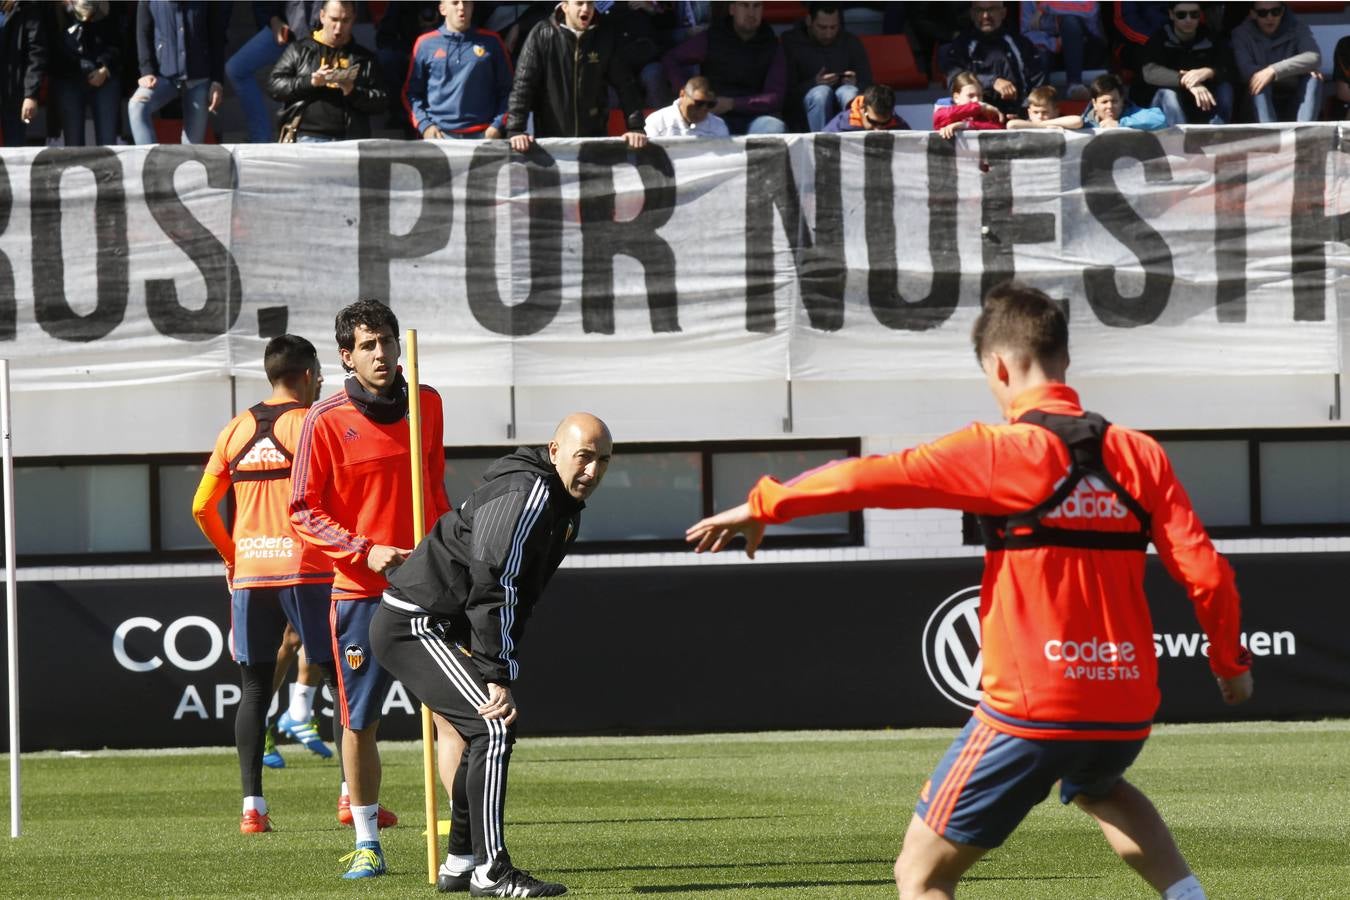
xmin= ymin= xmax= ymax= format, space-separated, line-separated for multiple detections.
xmin=662 ymin=0 xmax=787 ymax=135
xmin=129 ymin=0 xmax=229 ymax=145
xmin=1334 ymin=35 xmax=1350 ymax=118
xmin=644 ymin=74 xmax=729 ymax=137
xmin=1231 ymin=2 xmax=1321 ymax=123
xmin=939 ymin=1 xmax=1046 ymax=117
xmin=1020 ymin=2 xmax=1107 ymax=100
xmin=1135 ymin=2 xmax=1234 ymax=126
xmin=1006 ymin=83 xmax=1085 ymax=128
xmin=781 ymin=2 xmax=871 ymax=132
xmin=506 ymin=0 xmax=647 ymax=150
xmin=47 ymin=0 xmax=122 ymax=146
xmin=405 ymin=0 xmax=510 ymax=140
xmin=225 ymin=2 xmax=323 ymax=144
xmin=1082 ymin=71 xmax=1167 ymax=129
xmin=0 ymin=0 xmax=46 ymax=148
xmin=934 ymin=69 xmax=1006 ymax=138
xmin=267 ymin=0 xmax=387 ymax=142
xmin=822 ymin=83 xmax=911 ymax=131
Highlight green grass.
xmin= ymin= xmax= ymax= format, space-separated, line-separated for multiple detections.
xmin=2 ymin=721 xmax=1349 ymax=898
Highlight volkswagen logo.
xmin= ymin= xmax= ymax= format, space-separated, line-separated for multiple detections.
xmin=922 ymin=587 xmax=984 ymax=710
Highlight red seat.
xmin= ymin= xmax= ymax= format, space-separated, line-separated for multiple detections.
xmin=153 ymin=118 xmax=218 ymax=144
xmin=762 ymin=2 xmax=807 ymax=24
xmin=1286 ymin=2 xmax=1345 ymax=11
xmin=861 ymin=34 xmax=928 ymax=91
xmin=607 ymin=108 xmax=655 ymax=137
xmin=1056 ymin=99 xmax=1088 ymax=116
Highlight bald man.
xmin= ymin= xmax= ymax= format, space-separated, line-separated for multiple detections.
xmin=372 ymin=413 xmax=612 ymax=897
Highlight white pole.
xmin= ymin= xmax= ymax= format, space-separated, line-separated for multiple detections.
xmin=3 ymin=360 xmax=18 ymax=838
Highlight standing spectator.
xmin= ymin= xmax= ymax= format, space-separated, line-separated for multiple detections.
xmin=225 ymin=2 xmax=323 ymax=144
xmin=506 ymin=0 xmax=647 ymax=150
xmin=939 ymin=1 xmax=1046 ymax=117
xmin=267 ymin=0 xmax=387 ymax=142
xmin=405 ymin=0 xmax=511 ymax=140
xmin=1135 ymin=2 xmax=1235 ymax=126
xmin=372 ymin=413 xmax=614 ymax=898
xmin=47 ymin=0 xmax=121 ymax=146
xmin=1333 ymin=35 xmax=1350 ymax=119
xmin=934 ymin=70 xmax=1005 ymax=138
xmin=1082 ymin=71 xmax=1167 ymax=129
xmin=290 ymin=299 xmax=453 ymax=879
xmin=822 ymin=83 xmax=911 ymax=132
xmin=780 ymin=2 xmax=871 ymax=132
xmin=128 ymin=0 xmax=229 ymax=145
xmin=1231 ymin=2 xmax=1321 ymax=123
xmin=662 ymin=0 xmax=786 ymax=135
xmin=1 ymin=0 xmax=48 ymax=147
xmin=374 ymin=0 xmax=440 ymax=130
xmin=1019 ymin=2 xmax=1106 ymax=100
xmin=643 ymin=74 xmax=729 ymax=137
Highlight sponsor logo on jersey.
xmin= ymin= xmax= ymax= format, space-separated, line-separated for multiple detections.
xmin=345 ymin=643 xmax=366 ymax=671
xmin=1044 ymin=635 xmax=1141 ymax=681
xmin=343 ymin=426 xmax=360 ymax=443
xmin=239 ymin=437 xmax=287 ymax=467
xmin=236 ymin=535 xmax=296 ymax=559
xmin=921 ymin=587 xmax=983 ymax=710
xmin=434 ymin=48 xmax=447 ymax=59
xmin=1042 ymin=474 xmax=1129 ymax=522
xmin=473 ymin=44 xmax=486 ymax=57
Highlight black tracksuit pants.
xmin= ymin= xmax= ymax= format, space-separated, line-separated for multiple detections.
xmin=370 ymin=596 xmax=516 ymax=867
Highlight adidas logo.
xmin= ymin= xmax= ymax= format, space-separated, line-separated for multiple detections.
xmin=239 ymin=437 xmax=286 ymax=466
xmin=343 ymin=427 xmax=360 ymax=442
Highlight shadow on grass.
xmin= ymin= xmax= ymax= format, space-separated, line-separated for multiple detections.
xmin=514 ymin=813 xmax=804 ymax=826
xmin=554 ymin=857 xmax=892 ymax=875
xmin=633 ymin=877 xmax=891 ymax=893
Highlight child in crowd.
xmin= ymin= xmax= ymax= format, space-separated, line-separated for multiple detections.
xmin=934 ymin=71 xmax=1006 ymax=139
xmin=1082 ymin=73 xmax=1167 ymax=130
xmin=1006 ymin=85 xmax=1085 ymax=129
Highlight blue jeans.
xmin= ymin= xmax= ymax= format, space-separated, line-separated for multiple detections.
xmin=1152 ymin=83 xmax=1234 ymax=126
xmin=226 ymin=26 xmax=287 ymax=143
xmin=1053 ymin=13 xmax=1106 ymax=87
xmin=1252 ymin=73 xmax=1321 ymax=123
xmin=54 ymin=77 xmax=122 ymax=146
xmin=724 ymin=112 xmax=788 ymax=135
xmin=128 ymin=76 xmax=210 ymax=144
xmin=296 ymin=133 xmax=339 ymax=143
xmin=803 ymin=83 xmax=859 ymax=132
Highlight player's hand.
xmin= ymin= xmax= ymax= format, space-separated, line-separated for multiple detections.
xmin=992 ymin=77 xmax=1017 ymax=100
xmin=478 ymin=682 xmax=518 ymax=725
xmin=365 ymin=544 xmax=410 ymax=573
xmin=224 ymin=562 xmax=235 ymax=592
xmin=686 ymin=502 xmax=767 ymax=558
xmin=623 ymin=129 xmax=647 ymax=149
xmin=509 ymin=133 xmax=534 ymax=152
xmin=1217 ymin=670 xmax=1253 ymax=705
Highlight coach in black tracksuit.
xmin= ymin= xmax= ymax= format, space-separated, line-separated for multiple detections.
xmin=371 ymin=413 xmax=612 ymax=898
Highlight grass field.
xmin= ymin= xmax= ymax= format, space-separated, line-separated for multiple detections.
xmin=2 ymin=721 xmax=1349 ymax=899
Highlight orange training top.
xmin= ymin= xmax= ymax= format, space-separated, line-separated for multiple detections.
xmin=289 ymin=384 xmax=452 ymax=601
xmin=748 ymin=383 xmax=1249 ymax=741
xmin=201 ymin=400 xmax=334 ymax=589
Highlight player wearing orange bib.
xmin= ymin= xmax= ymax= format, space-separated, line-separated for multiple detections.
xmin=687 ymin=283 xmax=1253 ymax=900
xmin=193 ymin=334 xmax=334 ymax=835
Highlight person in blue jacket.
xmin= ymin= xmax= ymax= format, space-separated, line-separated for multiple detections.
xmin=1081 ymin=73 xmax=1167 ymax=130
xmin=405 ymin=0 xmax=511 ymax=140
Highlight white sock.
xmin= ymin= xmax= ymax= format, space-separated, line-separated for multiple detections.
xmin=352 ymin=803 xmax=380 ymax=845
xmin=1163 ymin=874 xmax=1206 ymax=900
xmin=340 ymin=781 xmax=350 ymax=799
xmin=288 ymin=684 xmax=317 ymax=722
xmin=243 ymin=795 xmax=267 ymax=815
xmin=473 ymin=860 xmax=498 ymax=883
xmin=441 ymin=853 xmax=474 ymax=875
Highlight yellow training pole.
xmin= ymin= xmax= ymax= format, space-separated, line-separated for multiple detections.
xmin=405 ymin=329 xmax=439 ymax=885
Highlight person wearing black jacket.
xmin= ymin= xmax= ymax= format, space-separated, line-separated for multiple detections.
xmin=267 ymin=0 xmax=385 ymax=141
xmin=1132 ymin=3 xmax=1235 ymax=126
xmin=371 ymin=413 xmax=613 ymax=898
xmin=0 ymin=0 xmax=48 ymax=147
xmin=506 ymin=0 xmax=646 ymax=151
xmin=47 ymin=0 xmax=123 ymax=146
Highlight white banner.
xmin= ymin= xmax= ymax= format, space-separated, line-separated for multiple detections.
xmin=0 ymin=125 xmax=1344 ymax=391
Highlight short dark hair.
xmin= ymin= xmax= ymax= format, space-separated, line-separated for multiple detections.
xmin=862 ymin=84 xmax=895 ymax=115
xmin=807 ymin=3 xmax=839 ymax=18
xmin=335 ymin=298 xmax=399 ymax=362
xmin=263 ymin=334 xmax=318 ymax=386
xmin=971 ymin=282 xmax=1068 ymax=368
xmin=684 ymin=75 xmax=713 ymax=96
xmin=1089 ymin=73 xmax=1123 ymax=99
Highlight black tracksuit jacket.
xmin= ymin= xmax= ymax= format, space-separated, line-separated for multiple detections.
xmin=385 ymin=446 xmax=582 ymax=686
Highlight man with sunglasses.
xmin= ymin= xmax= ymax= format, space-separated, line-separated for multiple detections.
xmin=1231 ymin=2 xmax=1322 ymax=123
xmin=821 ymin=83 xmax=911 ymax=132
xmin=644 ymin=75 xmax=730 ymax=138
xmin=1135 ymin=3 xmax=1236 ymax=126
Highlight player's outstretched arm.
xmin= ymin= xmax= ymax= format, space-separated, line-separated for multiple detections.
xmin=686 ymin=502 xmax=767 ymax=558
xmin=1217 ymin=670 xmax=1253 ymax=705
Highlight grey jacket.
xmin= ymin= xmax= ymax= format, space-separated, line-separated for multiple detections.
xmin=1230 ymin=13 xmax=1320 ymax=82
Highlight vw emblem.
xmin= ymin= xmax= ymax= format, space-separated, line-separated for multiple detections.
xmin=921 ymin=587 xmax=983 ymax=710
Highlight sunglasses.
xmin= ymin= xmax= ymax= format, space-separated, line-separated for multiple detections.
xmin=689 ymin=98 xmax=718 ymax=109
xmin=1172 ymin=9 xmax=1201 ymax=19
xmin=1253 ymin=5 xmax=1283 ymax=17
xmin=864 ymin=113 xmax=890 ymax=128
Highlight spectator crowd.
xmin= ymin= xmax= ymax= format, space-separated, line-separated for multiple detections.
xmin=0 ymin=0 xmax=1347 ymax=148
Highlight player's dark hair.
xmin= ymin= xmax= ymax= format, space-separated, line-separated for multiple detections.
xmin=263 ymin=334 xmax=318 ymax=386
xmin=971 ymin=282 xmax=1068 ymax=368
xmin=1089 ymin=73 xmax=1123 ymax=99
xmin=335 ymin=299 xmax=399 ymax=369
xmin=863 ymin=84 xmax=895 ymax=115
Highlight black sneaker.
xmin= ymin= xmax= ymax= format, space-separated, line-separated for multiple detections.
xmin=468 ymin=865 xmax=567 ymax=897
xmin=437 ymin=866 xmax=471 ymax=892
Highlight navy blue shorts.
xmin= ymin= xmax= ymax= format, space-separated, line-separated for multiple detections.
xmin=231 ymin=583 xmax=334 ymax=665
xmin=913 ymin=717 xmax=1146 ymax=849
xmin=333 ymin=597 xmax=393 ymax=730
